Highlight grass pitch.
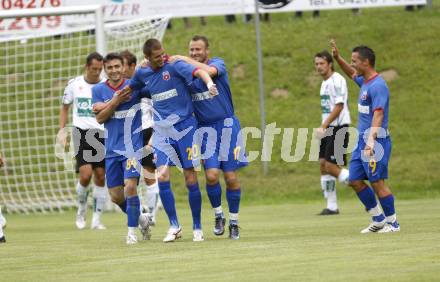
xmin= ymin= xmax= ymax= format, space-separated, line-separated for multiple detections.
xmin=1 ymin=199 xmax=439 ymax=281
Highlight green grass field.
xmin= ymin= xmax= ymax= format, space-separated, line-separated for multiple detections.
xmin=1 ymin=3 xmax=440 ymax=281
xmin=1 ymin=199 xmax=439 ymax=281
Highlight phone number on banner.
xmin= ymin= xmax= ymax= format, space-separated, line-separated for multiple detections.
xmin=0 ymin=0 xmax=62 ymax=35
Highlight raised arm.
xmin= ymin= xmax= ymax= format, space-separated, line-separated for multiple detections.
xmin=330 ymin=39 xmax=356 ymax=78
xmin=170 ymin=55 xmax=218 ymax=77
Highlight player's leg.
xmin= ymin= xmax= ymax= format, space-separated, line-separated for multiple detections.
xmin=157 ymin=165 xmax=182 ymax=242
xmin=184 ymin=167 xmax=204 ymax=242
xmin=368 ymin=138 xmax=399 ymax=232
xmin=76 ymin=164 xmax=93 ymax=229
xmin=142 ymin=127 xmax=160 ymax=224
xmin=319 ymin=159 xmax=338 ymax=215
xmin=0 ymin=206 xmax=5 ymax=243
xmin=223 ymin=170 xmax=241 ymax=240
xmin=349 ymin=157 xmax=386 ymax=233
xmin=124 ymin=157 xmax=151 ymax=243
xmin=205 ymin=168 xmax=226 ymax=235
xmin=177 ymin=116 xmax=203 ymax=242
xmin=105 ymin=156 xmax=127 ymax=213
xmin=91 ymin=166 xmax=107 ymax=229
xmin=221 ymin=116 xmax=248 ymax=239
xmin=372 ymin=180 xmax=400 ymax=233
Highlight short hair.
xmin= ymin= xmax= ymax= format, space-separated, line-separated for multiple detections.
xmin=352 ymin=45 xmax=375 ymax=67
xmin=191 ymin=35 xmax=209 ymax=48
xmin=103 ymin=52 xmax=123 ymax=65
xmin=314 ymin=50 xmax=334 ymax=71
xmin=86 ymin=52 xmax=103 ymax=66
xmin=120 ymin=50 xmax=137 ymax=66
xmin=143 ymin=38 xmax=162 ymax=57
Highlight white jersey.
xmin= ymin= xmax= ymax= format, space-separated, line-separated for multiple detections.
xmin=141 ymin=97 xmax=154 ymax=129
xmin=320 ymin=72 xmax=351 ymax=126
xmin=62 ymin=75 xmax=104 ymax=130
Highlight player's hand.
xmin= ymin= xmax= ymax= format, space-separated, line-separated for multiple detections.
xmin=315 ymin=127 xmax=326 ymax=139
xmin=140 ymin=58 xmax=149 ymax=68
xmin=92 ymin=102 xmax=107 ymax=114
xmin=57 ymin=129 xmax=69 ymax=149
xmin=114 ymin=87 xmax=132 ymax=103
xmin=207 ymin=82 xmax=218 ymax=97
xmin=330 ymin=39 xmax=339 ymax=59
xmin=363 ymin=143 xmax=374 ymax=157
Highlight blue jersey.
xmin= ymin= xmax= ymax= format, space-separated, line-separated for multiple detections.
xmin=92 ymin=79 xmax=145 ymax=158
xmin=190 ymin=57 xmax=235 ymax=125
xmin=354 ymin=74 xmax=389 ymax=136
xmin=130 ymin=60 xmax=197 ymax=127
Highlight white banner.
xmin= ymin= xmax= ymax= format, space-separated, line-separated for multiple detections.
xmin=0 ymin=0 xmax=428 ymax=35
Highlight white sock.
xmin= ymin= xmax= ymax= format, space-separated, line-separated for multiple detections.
xmin=368 ymin=205 xmax=384 ymax=217
xmin=128 ymin=227 xmax=137 ymax=235
xmin=324 ymin=175 xmax=338 ymax=211
xmin=92 ymin=185 xmax=107 ymax=221
xmin=146 ymin=182 xmax=159 ymax=219
xmin=386 ymin=214 xmax=397 ymax=223
xmin=320 ymin=175 xmax=330 ymax=199
xmin=0 ymin=225 xmax=4 ymax=238
xmin=229 ymin=213 xmax=238 ymax=221
xmin=76 ymin=182 xmax=89 ymax=214
xmin=214 ymin=206 xmax=223 ymax=216
xmin=338 ymin=168 xmax=349 ymax=185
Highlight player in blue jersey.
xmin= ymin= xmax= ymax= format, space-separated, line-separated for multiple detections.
xmin=118 ymin=39 xmax=218 ymax=242
xmin=92 ymin=52 xmax=152 ymax=244
xmin=331 ymin=40 xmax=400 ymax=233
xmin=169 ymin=35 xmax=248 ymax=239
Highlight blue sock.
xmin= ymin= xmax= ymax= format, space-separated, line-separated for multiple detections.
xmin=126 ymin=195 xmax=140 ymax=228
xmin=187 ymin=183 xmax=202 ymax=230
xmin=379 ymin=194 xmax=396 ymax=218
xmin=158 ymin=181 xmax=179 ymax=227
xmin=206 ymin=183 xmax=222 ymax=209
xmin=226 ymin=188 xmax=241 ymax=214
xmin=117 ymin=200 xmax=127 ymax=214
xmin=356 ymin=186 xmax=378 ymax=210
xmin=357 ymin=186 xmax=385 ymax=222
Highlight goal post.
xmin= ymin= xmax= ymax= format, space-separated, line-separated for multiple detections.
xmin=0 ymin=7 xmax=169 ymax=213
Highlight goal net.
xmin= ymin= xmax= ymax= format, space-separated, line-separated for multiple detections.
xmin=0 ymin=9 xmax=169 ymax=213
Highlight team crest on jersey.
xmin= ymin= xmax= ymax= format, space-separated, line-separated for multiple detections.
xmin=361 ymin=91 xmax=368 ymax=100
xmin=162 ymin=71 xmax=171 ymax=81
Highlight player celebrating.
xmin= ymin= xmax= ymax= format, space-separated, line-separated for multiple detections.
xmin=331 ymin=40 xmax=399 ymax=233
xmin=92 ymin=53 xmax=151 ymax=245
xmin=120 ymin=50 xmax=160 ymax=225
xmin=119 ymin=38 xmax=218 ymax=242
xmin=314 ymin=50 xmax=351 ymax=215
xmin=59 ymin=52 xmax=107 ymax=230
xmin=170 ymin=35 xmax=248 ymax=239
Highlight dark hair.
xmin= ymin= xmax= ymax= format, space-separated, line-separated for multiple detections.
xmin=120 ymin=50 xmax=137 ymax=66
xmin=86 ymin=52 xmax=103 ymax=66
xmin=314 ymin=50 xmax=334 ymax=71
xmin=143 ymin=38 xmax=162 ymax=57
xmin=191 ymin=35 xmax=209 ymax=48
xmin=103 ymin=52 xmax=123 ymax=65
xmin=352 ymin=45 xmax=375 ymax=67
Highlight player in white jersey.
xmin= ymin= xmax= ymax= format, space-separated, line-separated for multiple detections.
xmin=0 ymin=153 xmax=6 ymax=243
xmin=314 ymin=51 xmax=351 ymax=215
xmin=58 ymin=52 xmax=108 ymax=230
xmin=120 ymin=50 xmax=161 ymax=225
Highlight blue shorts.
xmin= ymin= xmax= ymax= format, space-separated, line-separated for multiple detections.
xmin=105 ymin=154 xmax=141 ymax=188
xmin=349 ymin=137 xmax=392 ymax=183
xmin=197 ymin=116 xmax=248 ymax=172
xmin=153 ymin=116 xmax=200 ymax=169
